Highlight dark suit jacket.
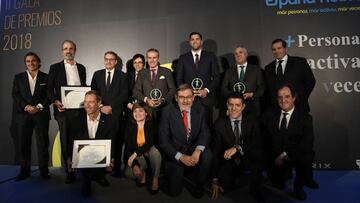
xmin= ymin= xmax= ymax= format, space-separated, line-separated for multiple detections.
xmin=133 ymin=66 xmax=176 ymax=104
xmin=264 ymin=108 xmax=314 ymax=160
xmin=12 ymin=71 xmax=50 ymax=120
xmin=221 ymin=64 xmax=265 ymax=114
xmin=69 ymin=112 xmax=115 ymax=160
xmin=47 ymin=61 xmax=86 ymax=115
xmin=176 ymin=51 xmax=220 ymax=107
xmin=212 ymin=115 xmax=263 ymax=174
xmin=124 ymin=121 xmax=155 ymax=161
xmin=159 ymin=103 xmax=210 ymax=161
xmin=91 ymin=68 xmax=128 ymax=116
xmin=126 ymin=71 xmax=137 ymax=104
xmin=264 ymin=55 xmax=315 ymax=112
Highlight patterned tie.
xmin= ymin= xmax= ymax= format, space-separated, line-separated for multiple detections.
xmin=276 ymin=60 xmax=283 ymax=80
xmin=195 ymin=53 xmax=200 ymax=68
xmin=280 ymin=112 xmax=288 ymax=130
xmin=182 ymin=111 xmax=189 ymax=138
xmin=151 ymin=69 xmax=156 ymax=84
xmin=106 ymin=71 xmax=111 ymax=91
xmin=234 ymin=120 xmax=241 ymax=146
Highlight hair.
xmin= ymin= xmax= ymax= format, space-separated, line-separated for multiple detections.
xmin=61 ymin=40 xmax=77 ymax=50
xmin=234 ymin=45 xmax=248 ymax=57
xmin=131 ymin=102 xmax=152 ymax=123
xmin=271 ymin=38 xmax=287 ymax=48
xmin=176 ymin=83 xmax=193 ymax=95
xmin=132 ymin=53 xmax=145 ymax=63
xmin=24 ymin=52 xmax=41 ymax=69
xmin=189 ymin=32 xmax=202 ymax=40
xmin=277 ymin=84 xmax=297 ymax=98
xmin=227 ymin=93 xmax=245 ymax=104
xmin=85 ymin=90 xmax=102 ymax=103
xmin=146 ymin=48 xmax=160 ymax=57
xmin=104 ymin=51 xmax=118 ymax=59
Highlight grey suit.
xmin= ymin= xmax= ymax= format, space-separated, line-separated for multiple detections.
xmin=221 ymin=64 xmax=265 ymax=115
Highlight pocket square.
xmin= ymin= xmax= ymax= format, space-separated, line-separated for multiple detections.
xmin=39 ymin=83 xmax=47 ymax=86
xmin=159 ymin=75 xmax=165 ymax=79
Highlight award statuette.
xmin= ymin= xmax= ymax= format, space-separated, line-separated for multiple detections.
xmin=191 ymin=78 xmax=203 ymax=96
xmin=150 ymin=88 xmax=162 ymax=101
xmin=233 ymin=82 xmax=246 ymax=94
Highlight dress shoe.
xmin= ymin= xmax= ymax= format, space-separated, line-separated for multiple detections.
xmin=16 ymin=173 xmax=30 ymax=181
xmin=65 ymin=172 xmax=76 ymax=184
xmin=293 ymin=188 xmax=307 ymax=201
xmin=95 ymin=177 xmax=110 ymax=187
xmin=305 ymin=180 xmax=319 ymax=189
xmin=250 ymin=189 xmax=266 ymax=203
xmin=40 ymin=172 xmax=51 ymax=180
xmin=149 ymin=188 xmax=159 ymax=195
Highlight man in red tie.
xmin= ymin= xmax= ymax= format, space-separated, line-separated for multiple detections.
xmin=159 ymin=84 xmax=212 ymax=198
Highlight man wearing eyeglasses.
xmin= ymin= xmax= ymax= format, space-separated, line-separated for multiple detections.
xmin=91 ymin=51 xmax=128 ymax=178
xmin=159 ymin=84 xmax=212 ymax=198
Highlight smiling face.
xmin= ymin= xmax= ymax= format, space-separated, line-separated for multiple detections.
xmin=133 ymin=57 xmax=144 ymax=72
xmin=277 ymin=86 xmax=296 ymax=112
xmin=133 ymin=107 xmax=148 ymax=122
xmin=271 ymin=41 xmax=287 ymax=60
xmin=227 ymin=98 xmax=245 ymax=119
xmin=147 ymin=51 xmax=159 ymax=69
xmin=189 ymin=34 xmax=202 ymax=51
xmin=84 ymin=93 xmax=101 ymax=116
xmin=234 ymin=47 xmax=248 ymax=65
xmin=62 ymin=41 xmax=76 ymax=61
xmin=25 ymin=55 xmax=40 ymax=72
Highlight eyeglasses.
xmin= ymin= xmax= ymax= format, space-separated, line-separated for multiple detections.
xmin=178 ymin=96 xmax=193 ymax=101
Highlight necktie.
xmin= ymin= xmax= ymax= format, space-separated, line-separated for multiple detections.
xmin=182 ymin=111 xmax=189 ymax=137
xmin=137 ymin=126 xmax=145 ymax=147
xmin=135 ymin=72 xmax=138 ymax=81
xmin=276 ymin=60 xmax=283 ymax=80
xmin=151 ymin=69 xmax=156 ymax=84
xmin=239 ymin=65 xmax=245 ymax=82
xmin=106 ymin=71 xmax=111 ymax=90
xmin=280 ymin=112 xmax=288 ymax=130
xmin=234 ymin=120 xmax=241 ymax=146
xmin=195 ymin=53 xmax=200 ymax=68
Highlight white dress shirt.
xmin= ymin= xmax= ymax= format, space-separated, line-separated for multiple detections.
xmin=64 ymin=60 xmax=81 ymax=85
xmin=105 ymin=68 xmax=115 ymax=85
xmin=276 ymin=54 xmax=288 ymax=75
xmin=87 ymin=113 xmax=101 ymax=139
xmin=279 ymin=106 xmax=295 ymax=129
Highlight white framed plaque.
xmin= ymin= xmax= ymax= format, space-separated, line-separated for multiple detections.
xmin=72 ymin=139 xmax=111 ymax=168
xmin=61 ymin=86 xmax=91 ymax=109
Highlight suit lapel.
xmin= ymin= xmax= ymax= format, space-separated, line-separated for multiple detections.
xmin=225 ymin=117 xmax=236 ymax=145
xmin=95 ymin=114 xmax=106 ymax=139
xmin=284 ymin=56 xmax=294 ymax=78
xmin=59 ymin=62 xmax=68 ymax=85
xmin=21 ymin=72 xmax=32 ymax=98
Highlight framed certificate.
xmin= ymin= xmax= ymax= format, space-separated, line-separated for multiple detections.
xmin=61 ymin=86 xmax=91 ymax=109
xmin=72 ymin=139 xmax=111 ymax=168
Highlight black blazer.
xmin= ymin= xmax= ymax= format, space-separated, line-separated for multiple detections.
xmin=124 ymin=121 xmax=155 ymax=161
xmin=176 ymin=51 xmax=220 ymax=107
xmin=212 ymin=115 xmax=263 ymax=172
xmin=12 ymin=71 xmax=50 ymax=120
xmin=91 ymin=68 xmax=128 ymax=115
xmin=264 ymin=55 xmax=315 ymax=112
xmin=126 ymin=71 xmax=136 ymax=104
xmin=47 ymin=61 xmax=86 ymax=115
xmin=69 ymin=112 xmax=115 ymax=159
xmin=264 ymin=108 xmax=314 ymax=160
xmin=159 ymin=103 xmax=210 ymax=161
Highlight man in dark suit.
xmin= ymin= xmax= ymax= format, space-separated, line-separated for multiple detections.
xmin=126 ymin=53 xmax=145 ymax=111
xmin=264 ymin=84 xmax=318 ymax=200
xmin=133 ymin=48 xmax=176 ymax=120
xmin=159 ymin=84 xmax=212 ymax=198
xmin=12 ymin=52 xmax=51 ymax=181
xmin=221 ymin=46 xmax=265 ymax=116
xmin=211 ymin=94 xmax=264 ymax=202
xmin=91 ymin=51 xmax=128 ymax=177
xmin=68 ymin=90 xmax=115 ymax=196
xmin=176 ymin=32 xmax=220 ymax=122
xmin=264 ymin=38 xmax=315 ymax=113
xmin=47 ymin=40 xmax=87 ymax=183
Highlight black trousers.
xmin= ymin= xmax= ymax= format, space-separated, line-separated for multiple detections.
xmin=164 ymin=149 xmax=212 ymax=197
xmin=55 ymin=109 xmax=81 ymax=171
xmin=16 ymin=114 xmax=49 ymax=174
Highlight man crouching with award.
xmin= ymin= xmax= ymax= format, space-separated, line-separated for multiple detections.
xmin=68 ymin=90 xmax=115 ymax=196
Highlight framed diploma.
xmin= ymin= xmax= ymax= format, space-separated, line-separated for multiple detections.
xmin=71 ymin=139 xmax=111 ymax=168
xmin=61 ymin=86 xmax=91 ymax=109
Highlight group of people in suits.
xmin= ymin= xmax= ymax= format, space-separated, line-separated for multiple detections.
xmin=11 ymin=32 xmax=318 ymax=201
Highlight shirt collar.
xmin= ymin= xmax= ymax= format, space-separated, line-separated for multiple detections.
xmin=64 ymin=60 xmax=77 ymax=66
xmin=276 ymin=54 xmax=288 ymax=63
xmin=26 ymin=70 xmax=38 ymax=79
xmin=106 ymin=68 xmax=115 ymax=73
xmin=281 ymin=106 xmax=295 ymax=117
xmin=87 ymin=112 xmax=101 ymax=122
xmin=191 ymin=49 xmax=202 ymax=56
xmin=230 ymin=114 xmax=242 ymax=122
xmin=237 ymin=62 xmax=248 ymax=68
